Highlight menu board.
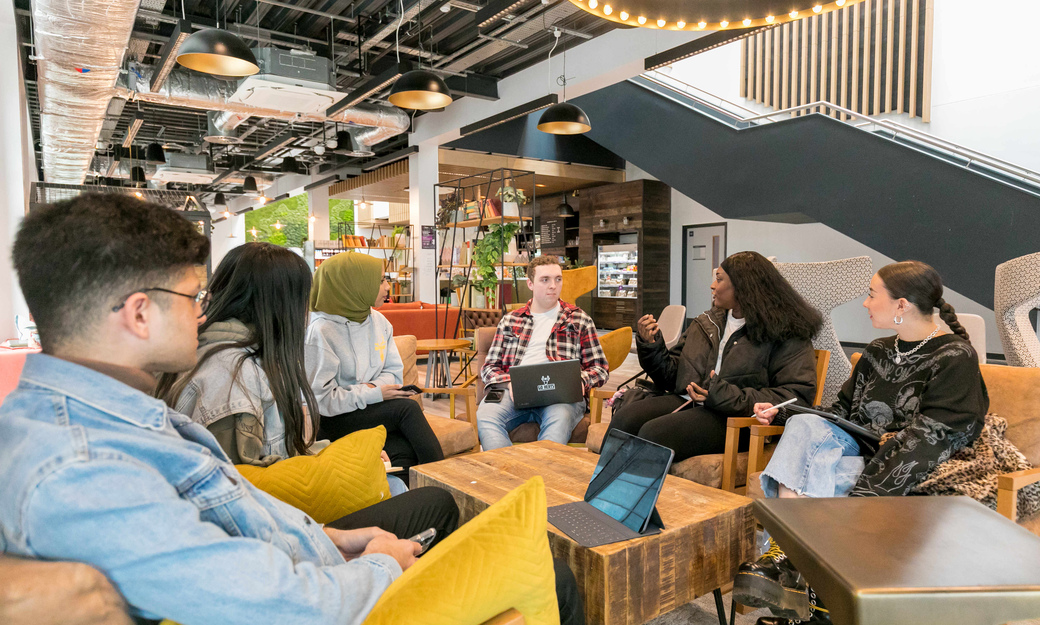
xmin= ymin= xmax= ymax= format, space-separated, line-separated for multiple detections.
xmin=540 ymin=218 xmax=564 ymax=248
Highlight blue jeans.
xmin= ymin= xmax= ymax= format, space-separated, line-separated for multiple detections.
xmin=476 ymin=389 xmax=585 ymax=450
xmin=761 ymin=413 xmax=866 ymax=498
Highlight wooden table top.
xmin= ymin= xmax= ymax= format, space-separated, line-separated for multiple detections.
xmin=415 ymin=338 xmax=471 ymax=351
xmin=755 ymin=496 xmax=1040 ymax=625
xmin=413 ymin=441 xmax=751 ymax=554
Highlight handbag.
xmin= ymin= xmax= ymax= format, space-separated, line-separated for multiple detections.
xmin=610 ymin=378 xmax=667 ymax=414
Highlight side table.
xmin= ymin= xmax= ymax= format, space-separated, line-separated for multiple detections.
xmin=416 ymin=338 xmax=471 ymax=397
xmin=754 ymin=496 xmax=1040 ymax=625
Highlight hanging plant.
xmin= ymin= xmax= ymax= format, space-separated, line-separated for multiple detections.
xmin=496 ymin=186 xmax=528 ymax=205
xmin=471 ymin=222 xmax=521 ymax=309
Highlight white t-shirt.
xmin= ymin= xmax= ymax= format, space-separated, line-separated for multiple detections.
xmin=714 ymin=312 xmax=746 ymax=374
xmin=518 ymin=304 xmax=560 ymax=367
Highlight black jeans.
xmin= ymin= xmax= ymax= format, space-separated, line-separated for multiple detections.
xmin=318 ymin=398 xmax=444 ymax=483
xmin=329 ymin=489 xmax=584 ymax=625
xmin=607 ymin=394 xmax=749 ymax=462
xmin=327 ymin=486 xmax=459 ymax=549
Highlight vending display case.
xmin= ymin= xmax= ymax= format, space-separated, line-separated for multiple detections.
xmin=597 ymin=244 xmax=639 ymax=299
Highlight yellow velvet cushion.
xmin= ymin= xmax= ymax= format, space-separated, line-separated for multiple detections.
xmin=363 ymin=476 xmax=559 ymax=625
xmin=236 ymin=426 xmax=391 ymax=524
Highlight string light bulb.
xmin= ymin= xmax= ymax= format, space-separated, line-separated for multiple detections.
xmin=789 ymin=10 xmax=798 ymax=17
xmin=637 ymin=15 xmax=646 ymax=23
xmin=273 ymin=220 xmax=282 ymax=230
xmin=656 ymin=18 xmax=665 ymax=26
xmin=620 ymin=10 xmax=628 ymax=19
xmin=766 ymin=15 xmax=775 ymax=22
xmin=719 ymin=19 xmax=728 ymax=26
xmin=222 ymin=210 xmax=231 ymax=219
xmin=249 ymin=227 xmax=259 ymax=239
xmin=836 ymin=0 xmax=846 ymax=5
xmin=698 ymin=21 xmax=706 ymax=28
xmin=571 ymin=0 xmax=865 ymax=30
xmin=675 ymin=20 xmax=684 ymax=27
xmin=603 ymin=4 xmax=611 ymax=14
xmin=813 ymin=4 xmax=823 ymax=12
xmin=743 ymin=18 xmax=751 ymax=25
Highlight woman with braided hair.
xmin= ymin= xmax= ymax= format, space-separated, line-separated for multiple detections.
xmin=733 ymin=261 xmax=988 ymax=625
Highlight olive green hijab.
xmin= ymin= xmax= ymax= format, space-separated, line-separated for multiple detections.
xmin=310 ymin=252 xmax=383 ymax=323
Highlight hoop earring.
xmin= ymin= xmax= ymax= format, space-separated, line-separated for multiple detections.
xmin=894 ymin=315 xmax=903 ymax=325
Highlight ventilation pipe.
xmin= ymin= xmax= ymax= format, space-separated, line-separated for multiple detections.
xmin=33 ymin=0 xmax=141 ymax=183
xmin=121 ymin=64 xmax=409 ymax=148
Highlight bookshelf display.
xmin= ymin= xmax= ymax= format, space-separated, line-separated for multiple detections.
xmin=305 ymin=221 xmax=413 ymax=303
xmin=435 ymin=168 xmax=537 ymax=318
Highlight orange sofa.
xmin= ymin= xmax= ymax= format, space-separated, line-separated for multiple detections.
xmin=376 ymin=302 xmax=463 ymax=351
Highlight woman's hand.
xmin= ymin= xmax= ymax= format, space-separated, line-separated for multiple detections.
xmin=686 ymin=371 xmax=715 ymax=402
xmin=637 ymin=314 xmax=660 ymax=342
xmin=753 ymin=402 xmax=779 ymax=425
xmin=324 ymin=526 xmax=397 ymax=561
xmin=380 ymin=384 xmax=415 ymax=401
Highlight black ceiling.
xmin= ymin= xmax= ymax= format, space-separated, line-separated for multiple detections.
xmin=15 ymin=0 xmax=617 ymax=194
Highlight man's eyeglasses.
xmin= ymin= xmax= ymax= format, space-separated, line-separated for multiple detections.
xmin=112 ymin=288 xmax=210 ymax=316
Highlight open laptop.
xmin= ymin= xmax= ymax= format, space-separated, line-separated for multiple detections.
xmin=547 ymin=430 xmax=674 ymax=548
xmin=509 ymin=359 xmax=583 ymax=409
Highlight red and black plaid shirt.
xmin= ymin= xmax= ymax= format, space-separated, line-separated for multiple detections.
xmin=480 ymin=300 xmax=609 ymax=394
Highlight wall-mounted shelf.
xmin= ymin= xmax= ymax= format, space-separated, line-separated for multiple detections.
xmin=444 ymin=215 xmax=532 ymax=229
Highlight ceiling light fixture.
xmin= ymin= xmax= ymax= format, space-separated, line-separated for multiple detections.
xmin=145 ymin=142 xmax=166 ymax=164
xmin=557 ymin=195 xmax=576 ymax=217
xmin=570 ymin=0 xmax=864 ymax=30
xmin=214 ymin=192 xmax=227 ymax=207
xmin=243 ymin=175 xmax=258 ymax=194
xmin=537 ymin=29 xmax=591 ymax=135
xmin=387 ymin=0 xmax=452 ymax=110
xmin=176 ymin=28 xmax=259 ymax=77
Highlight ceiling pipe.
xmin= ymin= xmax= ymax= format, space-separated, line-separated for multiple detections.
xmin=32 ymin=0 xmax=140 ymax=183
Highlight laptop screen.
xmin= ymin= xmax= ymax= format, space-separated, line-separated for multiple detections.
xmin=584 ymin=430 xmax=674 ymax=533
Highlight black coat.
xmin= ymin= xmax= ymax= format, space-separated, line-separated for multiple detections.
xmin=635 ymin=307 xmax=818 ymax=417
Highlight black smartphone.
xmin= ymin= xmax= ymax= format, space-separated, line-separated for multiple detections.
xmin=484 ymin=388 xmax=505 ymax=403
xmin=408 ymin=528 xmax=437 ymax=554
xmin=400 ymin=384 xmax=422 ymax=395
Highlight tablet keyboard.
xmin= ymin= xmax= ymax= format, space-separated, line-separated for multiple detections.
xmin=548 ymin=502 xmax=640 ymax=547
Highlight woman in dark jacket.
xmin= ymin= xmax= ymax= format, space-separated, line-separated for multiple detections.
xmin=607 ymin=251 xmax=822 ymax=463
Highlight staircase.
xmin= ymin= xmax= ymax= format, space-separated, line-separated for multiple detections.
xmin=570 ymin=73 xmax=1040 ymax=308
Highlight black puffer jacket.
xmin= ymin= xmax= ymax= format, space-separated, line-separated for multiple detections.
xmin=636 ymin=307 xmax=818 ymax=417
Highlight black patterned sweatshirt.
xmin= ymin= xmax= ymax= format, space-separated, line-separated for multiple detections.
xmin=817 ymin=335 xmax=988 ymax=497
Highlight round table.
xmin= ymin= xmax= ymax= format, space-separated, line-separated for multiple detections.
xmin=416 ymin=338 xmax=471 ymax=395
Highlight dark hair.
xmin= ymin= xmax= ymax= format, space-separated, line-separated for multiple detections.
xmin=158 ymin=243 xmax=319 ymax=457
xmin=13 ymin=194 xmax=209 ymax=351
xmin=719 ymin=251 xmax=823 ymax=344
xmin=876 ymin=260 xmax=968 ymax=341
xmin=527 ymin=254 xmax=562 ymax=279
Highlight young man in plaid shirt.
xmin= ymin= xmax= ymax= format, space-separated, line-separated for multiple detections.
xmin=477 ymin=255 xmax=609 ymax=450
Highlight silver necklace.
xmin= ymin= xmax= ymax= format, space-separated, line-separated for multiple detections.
xmin=893 ymin=325 xmax=940 ymax=364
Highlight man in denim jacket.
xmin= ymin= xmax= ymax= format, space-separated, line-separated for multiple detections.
xmin=0 ymin=195 xmax=420 ymax=625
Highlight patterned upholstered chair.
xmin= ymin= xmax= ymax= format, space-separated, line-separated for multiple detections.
xmin=995 ymin=252 xmax=1040 ymax=368
xmin=773 ymin=256 xmax=873 ymax=407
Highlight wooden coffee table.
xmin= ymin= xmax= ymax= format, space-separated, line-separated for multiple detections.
xmin=412 ymin=441 xmax=755 ymax=625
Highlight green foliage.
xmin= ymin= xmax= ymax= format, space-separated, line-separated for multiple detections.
xmin=244 ymin=194 xmax=308 ymax=248
xmin=471 ymin=222 xmax=521 ymax=307
xmin=329 ymin=198 xmax=355 ymax=237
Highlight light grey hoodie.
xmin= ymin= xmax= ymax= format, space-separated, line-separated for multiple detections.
xmin=304 ymin=309 xmax=404 ymax=416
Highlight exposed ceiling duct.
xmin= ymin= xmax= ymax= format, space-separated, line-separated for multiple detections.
xmin=32 ymin=0 xmax=141 ymax=183
xmin=121 ymin=64 xmax=410 ymax=148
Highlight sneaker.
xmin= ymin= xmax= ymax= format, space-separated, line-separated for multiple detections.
xmin=754 ymin=586 xmax=831 ymax=624
xmin=732 ymin=538 xmax=810 ymax=619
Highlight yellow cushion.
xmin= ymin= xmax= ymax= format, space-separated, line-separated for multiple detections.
xmin=363 ymin=476 xmax=559 ymax=625
xmin=236 ymin=426 xmax=391 ymax=524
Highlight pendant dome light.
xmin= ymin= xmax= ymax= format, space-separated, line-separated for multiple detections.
xmin=537 ymin=30 xmax=591 ymax=135
xmin=214 ymin=192 xmax=227 ymax=207
xmin=130 ymin=166 xmax=147 ymax=187
xmin=176 ymin=28 xmax=260 ymax=77
xmin=568 ymin=0 xmax=863 ymax=31
xmin=387 ymin=0 xmax=453 ymax=110
xmin=557 ymin=194 xmax=576 ymax=217
xmin=145 ymin=142 xmax=166 ymax=164
xmin=242 ymin=175 xmax=258 ymax=194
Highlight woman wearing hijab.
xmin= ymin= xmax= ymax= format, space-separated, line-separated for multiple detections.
xmin=305 ymin=252 xmax=444 ymax=478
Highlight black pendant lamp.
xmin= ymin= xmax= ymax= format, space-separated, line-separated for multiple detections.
xmin=130 ymin=166 xmax=147 ymax=186
xmin=176 ymin=28 xmax=260 ymax=78
xmin=387 ymin=1 xmax=452 ymax=111
xmin=538 ymin=103 xmax=591 ymax=135
xmin=214 ymin=192 xmax=227 ymax=207
xmin=243 ymin=175 xmax=258 ymax=194
xmin=538 ymin=29 xmax=591 ymax=135
xmin=388 ymin=70 xmax=453 ymax=110
xmin=146 ymin=142 xmax=166 ymax=164
xmin=557 ymin=194 xmax=576 ymax=217
xmin=280 ymin=156 xmax=299 ymax=173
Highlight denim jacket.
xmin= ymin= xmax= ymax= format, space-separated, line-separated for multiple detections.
xmin=0 ymin=354 xmax=401 ymax=625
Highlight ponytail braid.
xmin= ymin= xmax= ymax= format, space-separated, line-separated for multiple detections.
xmin=936 ymin=298 xmax=970 ymax=341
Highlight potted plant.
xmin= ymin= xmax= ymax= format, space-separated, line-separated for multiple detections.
xmin=471 ymin=222 xmax=521 ymax=309
xmin=496 ymin=185 xmax=528 ymax=217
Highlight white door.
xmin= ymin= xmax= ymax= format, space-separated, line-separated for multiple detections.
xmin=683 ymin=224 xmax=727 ymax=321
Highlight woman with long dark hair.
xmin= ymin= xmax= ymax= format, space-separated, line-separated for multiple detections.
xmin=608 ymin=251 xmax=822 ymax=463
xmin=159 ymin=243 xmax=316 ymax=463
xmin=304 ymin=252 xmax=443 ymax=479
xmin=159 ymin=243 xmax=460 ymax=546
xmin=733 ymin=261 xmax=987 ymax=625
